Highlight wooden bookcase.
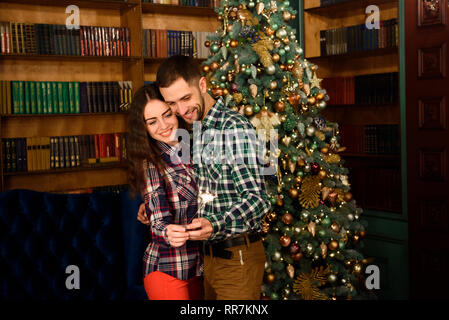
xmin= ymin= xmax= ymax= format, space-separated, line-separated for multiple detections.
xmin=0 ymin=0 xmax=218 ymax=192
xmin=303 ymin=0 xmax=402 ymax=214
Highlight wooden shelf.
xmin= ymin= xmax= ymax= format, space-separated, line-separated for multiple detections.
xmin=304 ymin=0 xmax=397 ymax=14
xmin=1 ymin=112 xmax=128 ymax=118
xmin=142 ymin=3 xmax=215 ymax=16
xmin=0 ymin=0 xmax=138 ymax=10
xmin=306 ymin=46 xmax=398 ymax=61
xmin=342 ymin=152 xmax=400 ymax=159
xmin=3 ymin=164 xmax=128 ymax=192
xmin=0 ymin=54 xmax=141 ymax=62
xmin=3 ymin=162 xmax=127 ymax=177
xmin=326 ymin=102 xmax=399 ymax=108
xmin=1 ymin=113 xmax=128 ymax=138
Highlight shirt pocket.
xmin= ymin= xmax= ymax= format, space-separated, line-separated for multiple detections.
xmin=206 ymin=163 xmax=222 ymax=180
xmin=173 ymin=173 xmax=197 ymax=203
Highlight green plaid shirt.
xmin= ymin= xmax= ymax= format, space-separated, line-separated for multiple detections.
xmin=193 ymin=97 xmax=271 ymax=241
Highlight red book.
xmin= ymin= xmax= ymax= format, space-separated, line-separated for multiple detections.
xmin=114 ymin=133 xmax=122 ymax=162
xmin=1 ymin=23 xmax=5 ymax=54
xmin=80 ymin=26 xmax=85 ymax=55
xmin=94 ymin=134 xmax=100 ymax=159
xmin=125 ymin=28 xmax=130 ymax=57
xmin=98 ymin=134 xmax=106 ymax=158
xmin=105 ymin=133 xmax=112 ymax=157
xmin=95 ymin=26 xmax=100 ymax=56
xmin=89 ymin=26 xmax=94 ymax=56
xmin=99 ymin=26 xmax=104 ymax=56
xmin=5 ymin=23 xmax=11 ymax=53
xmin=119 ymin=28 xmax=124 ymax=56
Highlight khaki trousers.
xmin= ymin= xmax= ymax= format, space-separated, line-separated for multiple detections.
xmin=203 ymin=239 xmax=266 ymax=300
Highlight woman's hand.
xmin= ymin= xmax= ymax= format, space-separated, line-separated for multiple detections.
xmin=166 ymin=224 xmax=190 ymax=247
xmin=137 ymin=203 xmax=150 ymax=225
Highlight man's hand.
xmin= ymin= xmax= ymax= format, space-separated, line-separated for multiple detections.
xmin=166 ymin=225 xmax=190 ymax=247
xmin=185 ymin=218 xmax=213 ymax=240
xmin=137 ymin=203 xmax=150 ymax=225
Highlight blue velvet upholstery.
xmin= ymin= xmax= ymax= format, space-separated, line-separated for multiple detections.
xmin=0 ymin=189 xmax=148 ymax=300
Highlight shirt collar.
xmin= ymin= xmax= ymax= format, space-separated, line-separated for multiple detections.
xmin=201 ymin=97 xmax=224 ymax=130
xmin=157 ymin=140 xmax=188 ymax=157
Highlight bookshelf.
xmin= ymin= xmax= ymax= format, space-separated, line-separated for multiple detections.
xmin=0 ymin=0 xmax=218 ymax=192
xmin=303 ymin=0 xmax=401 ymax=215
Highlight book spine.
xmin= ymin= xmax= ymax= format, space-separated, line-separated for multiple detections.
xmin=41 ymin=82 xmax=47 ymax=114
xmin=46 ymin=82 xmax=53 ymax=114
xmin=68 ymin=82 xmax=75 ymax=113
xmin=24 ymin=81 xmax=31 ymax=114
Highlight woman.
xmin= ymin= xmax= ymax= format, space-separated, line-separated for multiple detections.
xmin=127 ymin=84 xmax=202 ymax=300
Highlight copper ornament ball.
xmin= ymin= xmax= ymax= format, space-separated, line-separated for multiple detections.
xmin=281 ymin=212 xmax=294 ymax=225
xmin=230 ymin=39 xmax=239 ymax=48
xmin=288 ymin=188 xmax=298 ymax=199
xmin=210 ymin=61 xmax=220 ymax=71
xmin=280 ymin=235 xmax=292 ymax=247
xmin=275 ymin=101 xmax=285 ymax=113
xmin=328 ymin=240 xmax=339 ymax=251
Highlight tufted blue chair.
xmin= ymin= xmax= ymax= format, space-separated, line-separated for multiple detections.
xmin=0 ymin=189 xmax=149 ymax=300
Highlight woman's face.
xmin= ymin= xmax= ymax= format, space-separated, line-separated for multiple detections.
xmin=143 ymin=99 xmax=179 ymax=145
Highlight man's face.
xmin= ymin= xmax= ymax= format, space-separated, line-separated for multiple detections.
xmin=160 ymin=77 xmax=206 ymax=124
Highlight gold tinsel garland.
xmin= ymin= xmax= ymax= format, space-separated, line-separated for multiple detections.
xmin=293 ymin=266 xmax=331 ymax=300
xmin=299 ymin=175 xmax=321 ymax=209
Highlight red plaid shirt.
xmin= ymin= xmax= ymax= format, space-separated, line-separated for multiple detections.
xmin=142 ymin=141 xmax=202 ymax=280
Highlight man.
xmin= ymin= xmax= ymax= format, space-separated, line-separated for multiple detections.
xmin=137 ymin=55 xmax=271 ymax=300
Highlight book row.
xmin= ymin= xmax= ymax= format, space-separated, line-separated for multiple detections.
xmin=339 ymin=124 xmax=400 ymax=155
xmin=2 ymin=133 xmax=128 ymax=173
xmin=0 ymin=22 xmax=130 ymax=57
xmin=320 ymin=18 xmax=398 ymax=57
xmin=319 ymin=0 xmax=351 ymax=6
xmin=322 ymin=72 xmax=399 ymax=105
xmin=142 ymin=0 xmax=219 ymax=7
xmin=0 ymin=81 xmax=133 ymax=115
xmin=143 ymin=30 xmax=213 ymax=58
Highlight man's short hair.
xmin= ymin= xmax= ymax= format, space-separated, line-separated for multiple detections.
xmin=156 ymin=55 xmax=201 ymax=88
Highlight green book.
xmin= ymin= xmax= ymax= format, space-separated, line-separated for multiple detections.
xmin=68 ymin=82 xmax=75 ymax=113
xmin=51 ymin=82 xmax=58 ymax=114
xmin=36 ymin=81 xmax=42 ymax=114
xmin=24 ymin=81 xmax=31 ymax=114
xmin=57 ymin=82 xmax=64 ymax=114
xmin=12 ymin=81 xmax=19 ymax=114
xmin=18 ymin=81 xmax=24 ymax=114
xmin=41 ymin=82 xmax=47 ymax=114
xmin=62 ymin=82 xmax=69 ymax=113
xmin=74 ymin=82 xmax=80 ymax=113
xmin=46 ymin=82 xmax=53 ymax=114
xmin=30 ymin=81 xmax=37 ymax=114
xmin=6 ymin=81 xmax=12 ymax=114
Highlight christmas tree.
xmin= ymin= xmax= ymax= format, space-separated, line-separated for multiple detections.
xmin=202 ymin=0 xmax=370 ymax=300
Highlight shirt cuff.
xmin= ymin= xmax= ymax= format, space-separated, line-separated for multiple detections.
xmin=204 ymin=214 xmax=226 ymax=240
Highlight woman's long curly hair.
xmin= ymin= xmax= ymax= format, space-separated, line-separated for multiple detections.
xmin=127 ymin=84 xmax=171 ymax=198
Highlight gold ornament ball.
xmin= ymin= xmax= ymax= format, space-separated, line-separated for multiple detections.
xmin=270 ymin=81 xmax=278 ymax=90
xmin=308 ymin=97 xmax=316 ymax=105
xmin=230 ymin=39 xmax=239 ymax=48
xmin=282 ymin=77 xmax=288 ymax=83
xmin=295 ymin=176 xmax=303 ymax=185
xmin=226 ymin=24 xmax=233 ymax=32
xmin=275 ymin=101 xmax=285 ymax=113
xmin=223 ymin=88 xmax=229 ymax=96
xmin=321 ymin=147 xmax=329 ymax=154
xmin=330 ymin=222 xmax=341 ymax=233
xmin=202 ymin=65 xmax=210 ymax=73
xmin=283 ymin=11 xmax=292 ymax=21
xmin=280 ymin=235 xmax=292 ymax=247
xmin=288 ymin=188 xmax=299 ymax=199
xmin=280 ymin=64 xmax=286 ymax=71
xmin=266 ymin=273 xmax=275 ymax=284
xmin=210 ymin=61 xmax=220 ymax=71
xmin=244 ymin=105 xmax=254 ymax=117
xmin=328 ymin=240 xmax=339 ymax=251
xmin=316 ymin=93 xmax=325 ymax=101
xmin=318 ymin=170 xmax=327 ymax=180
xmin=282 ymin=37 xmax=290 ymax=45
xmin=204 ymin=40 xmax=211 ymax=47
xmin=272 ymin=53 xmax=280 ymax=62
xmin=282 ymin=212 xmax=294 ymax=224
xmin=265 ymin=27 xmax=275 ymax=36
xmin=344 ymin=192 xmax=353 ymax=202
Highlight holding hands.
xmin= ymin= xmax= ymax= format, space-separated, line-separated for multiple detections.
xmin=137 ymin=203 xmax=213 ymax=246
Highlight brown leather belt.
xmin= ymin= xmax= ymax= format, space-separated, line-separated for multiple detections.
xmin=202 ymin=232 xmax=261 ymax=259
